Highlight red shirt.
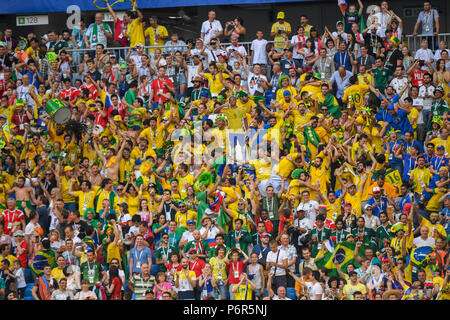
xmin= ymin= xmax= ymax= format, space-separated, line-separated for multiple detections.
xmin=2 ymin=209 xmax=25 ymax=235
xmin=16 ymin=241 xmax=28 ymax=268
xmin=411 ymin=70 xmax=427 ymax=87
xmin=189 ymin=258 xmax=205 ymax=277
xmin=81 ymin=83 xmax=98 ymax=100
xmin=227 ymin=260 xmax=245 ymax=284
xmin=166 ymin=262 xmax=182 ymax=274
xmin=114 ymin=18 xmax=129 ymax=47
xmin=59 ymin=87 xmax=80 ymax=101
xmin=106 ymin=103 xmax=126 ymax=119
xmin=151 ymin=77 xmax=174 ymax=103
xmin=255 ymin=218 xmax=274 ymax=233
xmin=93 ymin=111 xmax=108 ymax=128
xmin=11 ymin=112 xmax=30 ymax=135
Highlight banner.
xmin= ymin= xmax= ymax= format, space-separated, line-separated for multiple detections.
xmin=0 ymin=0 xmax=315 ymax=15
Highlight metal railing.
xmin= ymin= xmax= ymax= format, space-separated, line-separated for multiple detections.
xmin=404 ymin=33 xmax=450 ymax=54
xmin=65 ymin=40 xmax=284 ymax=72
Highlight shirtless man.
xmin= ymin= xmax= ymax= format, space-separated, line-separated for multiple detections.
xmin=7 ymin=176 xmax=36 ymax=211
xmin=87 ymin=164 xmax=104 ymax=188
xmin=93 ymin=136 xmax=127 ymax=184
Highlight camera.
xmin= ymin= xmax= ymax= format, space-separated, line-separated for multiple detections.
xmin=419 ymin=60 xmax=425 ymax=67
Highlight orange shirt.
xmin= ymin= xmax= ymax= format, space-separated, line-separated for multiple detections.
xmin=367 ymin=181 xmax=399 ymax=198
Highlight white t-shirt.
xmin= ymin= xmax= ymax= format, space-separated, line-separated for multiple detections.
xmin=247 ymin=72 xmax=267 ymax=96
xmin=414 ymin=49 xmax=434 ymax=71
xmin=297 ymin=201 xmax=319 ymax=224
xmin=187 ymin=64 xmax=201 ymax=88
xmin=413 ymin=97 xmax=424 ymax=124
xmin=181 ymin=230 xmax=195 ymax=243
xmin=418 ymin=84 xmax=435 ymax=110
xmin=413 ymin=236 xmax=436 ymax=248
xmin=250 ymin=39 xmax=268 ymax=65
xmin=390 ymin=77 xmax=409 ymax=101
xmin=266 ymin=249 xmax=288 ymax=276
xmin=309 ymin=282 xmax=324 ymax=300
xmin=25 ymin=221 xmax=41 ymax=236
xmin=291 ymin=35 xmax=308 ymax=60
xmin=272 ymin=295 xmax=291 ymax=300
xmin=199 ymin=226 xmax=220 ymax=241
xmin=226 ymin=44 xmax=247 ymax=66
xmin=201 ymin=20 xmax=223 ymax=44
xmin=16 ymin=84 xmax=34 ymax=107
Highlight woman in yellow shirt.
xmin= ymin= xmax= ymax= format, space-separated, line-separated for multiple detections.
xmin=276 ymin=75 xmax=299 ymax=106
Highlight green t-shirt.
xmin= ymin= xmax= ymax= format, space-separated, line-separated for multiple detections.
xmin=372 ymin=67 xmax=393 ymax=91
xmin=155 ymin=245 xmax=177 ymax=272
xmin=80 ymin=261 xmax=104 ymax=287
xmin=376 ymin=224 xmax=393 ymax=248
xmin=125 ymin=90 xmax=137 ymax=112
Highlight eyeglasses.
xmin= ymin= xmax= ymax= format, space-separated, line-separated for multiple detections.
xmin=117 ymin=188 xmax=124 ymax=191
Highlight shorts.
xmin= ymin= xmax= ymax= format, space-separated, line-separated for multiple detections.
xmin=177 ymin=73 xmax=187 ymax=85
xmin=178 ymin=290 xmax=195 ymax=300
xmin=16 ymin=200 xmax=33 ymax=212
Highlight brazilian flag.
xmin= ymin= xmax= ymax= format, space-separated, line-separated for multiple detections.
xmin=315 ymin=241 xmax=366 ymax=277
xmin=410 ymin=246 xmax=434 ymax=269
xmin=31 ymin=249 xmax=56 ymax=276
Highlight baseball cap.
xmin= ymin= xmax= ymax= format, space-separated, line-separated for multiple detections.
xmin=346 ymin=233 xmax=355 ymax=239
xmin=283 ymin=90 xmax=291 ymax=96
xmin=364 ymin=204 xmax=373 ymax=210
xmin=64 ymin=166 xmax=74 ymax=172
xmin=277 ymin=11 xmax=285 ymax=20
xmin=13 ymin=230 xmax=24 ymax=237
xmin=261 ymin=232 xmax=271 ymax=238
xmin=119 ymin=202 xmax=128 ymax=208
xmin=200 ymin=91 xmax=209 ymax=98
xmin=372 ymin=186 xmax=381 ymax=193
xmin=387 ymin=104 xmax=395 ymax=111
xmin=437 ymin=145 xmax=445 ymax=150
xmin=187 ymin=219 xmax=195 ymax=225
xmin=336 ymin=20 xmax=343 ymax=26
xmin=113 ymin=115 xmax=122 ymax=121
xmin=344 ymin=202 xmax=352 ymax=207
xmin=137 ymin=43 xmax=144 ymax=48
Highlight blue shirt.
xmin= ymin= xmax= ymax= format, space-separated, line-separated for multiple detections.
xmin=398 ymin=194 xmax=412 ymax=212
xmin=333 ymin=51 xmax=352 ymax=71
xmin=403 ymin=140 xmax=423 ymax=155
xmin=385 ymin=140 xmax=402 ymax=165
xmin=440 ymin=206 xmax=450 ymax=234
xmin=387 ymin=108 xmax=413 ymax=135
xmin=22 ymin=69 xmax=42 ymax=88
xmin=130 ymin=246 xmax=152 ymax=274
xmin=401 ymin=154 xmax=417 ymax=182
xmin=329 ymin=70 xmax=353 ymax=99
xmin=367 ymin=197 xmax=388 ymax=218
xmin=430 ymin=155 xmax=449 ymax=172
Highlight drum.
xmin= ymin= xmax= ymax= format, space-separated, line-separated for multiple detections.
xmin=45 ymin=98 xmax=71 ymax=124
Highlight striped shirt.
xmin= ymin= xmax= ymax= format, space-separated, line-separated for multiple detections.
xmin=132 ymin=274 xmax=155 ymax=300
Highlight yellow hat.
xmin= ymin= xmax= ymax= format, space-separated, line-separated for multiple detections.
xmin=113 ymin=115 xmax=122 ymax=121
xmin=277 ymin=11 xmax=285 ymax=20
xmin=64 ymin=166 xmax=74 ymax=172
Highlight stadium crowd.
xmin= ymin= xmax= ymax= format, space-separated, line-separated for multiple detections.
xmin=0 ymin=0 xmax=449 ymax=301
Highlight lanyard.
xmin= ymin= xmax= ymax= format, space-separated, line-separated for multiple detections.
xmin=195 ymin=241 xmax=203 ymax=253
xmin=190 ymin=260 xmax=198 ymax=271
xmin=135 ymin=248 xmax=144 ymax=262
xmin=433 ymin=156 xmax=444 ymax=171
xmin=361 ymin=55 xmax=368 ymax=66
xmin=161 ymin=245 xmax=169 ymax=260
xmin=232 ymin=262 xmax=239 ymax=274
xmin=169 ymin=232 xmax=176 ymax=247
xmin=340 ymin=52 xmax=347 ymax=66
xmin=83 ymin=192 xmax=91 ymax=205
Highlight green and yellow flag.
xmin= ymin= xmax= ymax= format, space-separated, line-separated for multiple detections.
xmin=315 ymin=241 xmax=366 ymax=277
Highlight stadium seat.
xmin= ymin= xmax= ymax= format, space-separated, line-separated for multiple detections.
xmin=286 ymin=287 xmax=296 ymax=300
xmin=150 ymin=264 xmax=159 ymax=276
xmin=24 ymin=268 xmax=33 ymax=283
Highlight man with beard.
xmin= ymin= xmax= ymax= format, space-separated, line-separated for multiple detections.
xmin=366 ymin=186 xmax=389 ymax=218
xmin=175 ymin=257 xmax=197 ymax=300
xmin=395 ymin=144 xmax=420 ymax=184
xmin=330 ymin=218 xmax=349 ymax=245
xmin=351 ymin=216 xmax=376 ymax=245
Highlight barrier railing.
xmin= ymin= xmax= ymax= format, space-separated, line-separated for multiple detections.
xmin=65 ymin=40 xmax=285 ymax=72
xmin=404 ymin=33 xmax=450 ymax=54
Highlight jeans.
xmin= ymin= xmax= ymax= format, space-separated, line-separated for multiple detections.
xmin=216 ymin=280 xmax=228 ymax=300
xmin=422 ymin=109 xmax=431 ymax=128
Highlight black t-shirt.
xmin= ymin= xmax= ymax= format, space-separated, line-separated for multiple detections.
xmin=87 ymin=70 xmax=102 ymax=82
xmin=385 ymin=48 xmax=403 ymax=72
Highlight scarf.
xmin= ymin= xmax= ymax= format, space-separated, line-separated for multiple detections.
xmin=92 ymin=23 xmax=108 ymax=44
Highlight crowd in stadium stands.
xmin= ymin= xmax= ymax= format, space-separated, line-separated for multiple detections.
xmin=0 ymin=0 xmax=449 ymax=301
